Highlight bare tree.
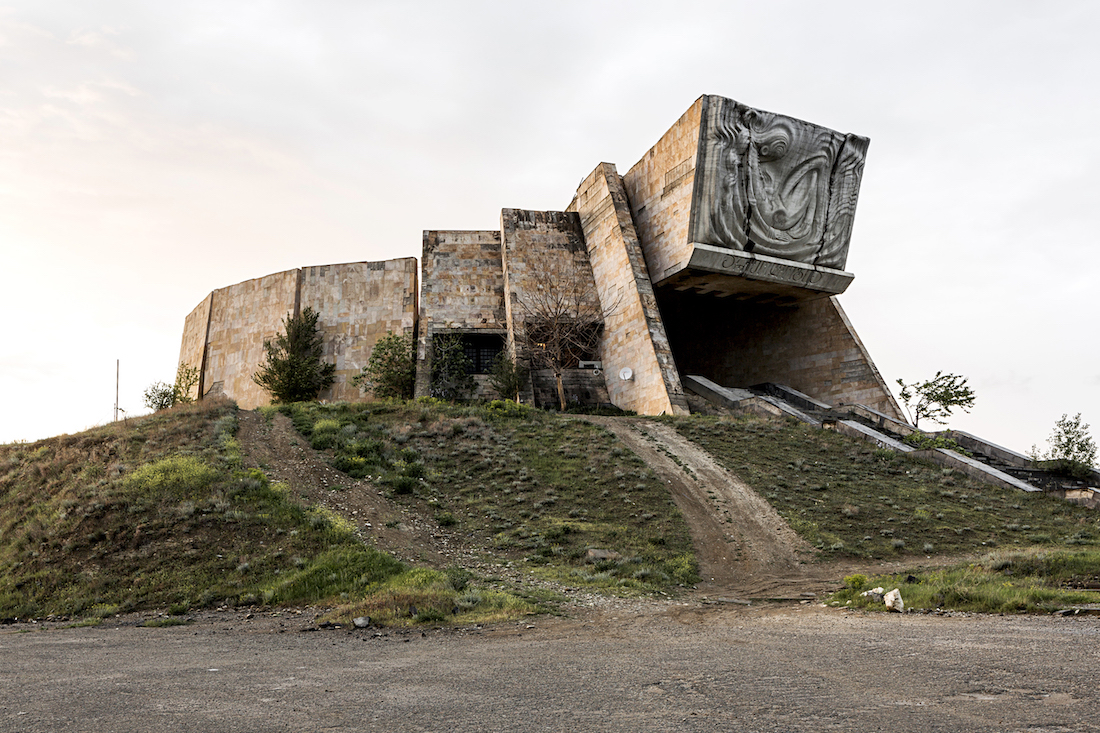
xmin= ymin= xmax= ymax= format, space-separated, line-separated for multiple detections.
xmin=514 ymin=247 xmax=616 ymax=411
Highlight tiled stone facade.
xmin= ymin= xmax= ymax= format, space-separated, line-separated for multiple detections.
xmin=180 ymin=259 xmax=417 ymax=409
xmin=302 ymin=259 xmax=418 ymax=403
xmin=180 ymin=94 xmax=902 ymax=420
xmin=414 ymin=231 xmax=506 ymax=400
xmin=201 ymin=269 xmax=300 ymax=409
xmin=622 ymin=98 xmax=703 ymax=286
xmin=568 ymin=163 xmax=688 ymax=416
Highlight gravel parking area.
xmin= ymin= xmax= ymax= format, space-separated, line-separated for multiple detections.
xmin=3 ymin=602 xmax=1099 ymax=732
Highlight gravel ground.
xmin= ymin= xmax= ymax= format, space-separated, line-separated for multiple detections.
xmin=3 ymin=603 xmax=1099 ymax=732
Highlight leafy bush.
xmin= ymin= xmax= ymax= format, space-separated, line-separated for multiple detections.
xmin=844 ymin=573 xmax=868 ymax=590
xmin=896 ymin=372 xmax=975 ymax=428
xmin=902 ymin=431 xmax=969 ymax=454
xmin=1031 ymin=413 xmax=1097 ymax=476
xmin=430 ymin=334 xmax=475 ymax=401
xmin=143 ymin=363 xmax=200 ymax=412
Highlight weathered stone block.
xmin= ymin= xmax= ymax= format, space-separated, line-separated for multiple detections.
xmin=623 ymin=95 xmax=867 ymax=301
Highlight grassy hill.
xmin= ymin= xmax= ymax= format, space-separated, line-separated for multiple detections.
xmin=0 ymin=400 xmax=530 ymax=625
xmin=669 ymin=415 xmax=1100 ymax=558
xmin=3 ymin=398 xmax=1100 ymax=622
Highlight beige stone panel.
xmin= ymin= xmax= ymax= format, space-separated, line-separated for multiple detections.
xmin=203 ymin=269 xmax=300 ymax=409
xmin=500 ymin=209 xmax=598 ymax=347
xmin=420 ymin=231 xmax=505 ymax=330
xmin=622 ymin=96 xmax=704 ymax=286
xmin=569 ymin=164 xmax=689 ymax=416
xmin=416 ymin=231 xmax=505 ymax=397
xmin=300 ymin=258 xmax=418 ymax=403
xmin=177 ymin=293 xmax=212 ymax=401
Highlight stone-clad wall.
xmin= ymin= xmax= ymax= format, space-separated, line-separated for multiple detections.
xmin=418 ymin=231 xmax=505 ymax=330
xmin=180 ymin=260 xmax=417 ymax=409
xmin=500 ymin=209 xmax=608 ymax=408
xmin=500 ymin=208 xmax=599 ymax=344
xmin=178 ymin=293 xmax=212 ymax=401
xmin=568 ymin=163 xmax=688 ymax=416
xmin=302 ymin=259 xmax=418 ymax=403
xmin=621 ymin=96 xmax=704 ymax=286
xmin=656 ymin=290 xmax=903 ymax=419
xmin=414 ymin=231 xmax=505 ymax=398
xmin=201 ymin=269 xmax=301 ymax=409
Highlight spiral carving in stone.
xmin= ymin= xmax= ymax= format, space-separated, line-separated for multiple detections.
xmin=692 ymin=97 xmax=868 ymax=271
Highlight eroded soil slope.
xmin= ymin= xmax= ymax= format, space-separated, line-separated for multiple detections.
xmin=237 ymin=409 xmax=850 ymax=600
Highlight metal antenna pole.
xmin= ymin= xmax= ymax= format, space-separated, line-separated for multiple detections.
xmin=115 ymin=359 xmax=119 ymax=422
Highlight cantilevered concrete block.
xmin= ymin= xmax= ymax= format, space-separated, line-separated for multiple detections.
xmin=623 ymin=95 xmax=868 ymax=302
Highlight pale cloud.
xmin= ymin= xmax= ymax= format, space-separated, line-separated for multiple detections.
xmin=65 ymin=26 xmax=133 ymax=58
xmin=0 ymin=0 xmax=1098 ymax=449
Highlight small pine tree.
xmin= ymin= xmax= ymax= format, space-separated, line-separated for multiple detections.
xmin=353 ymin=331 xmax=415 ymax=400
xmin=252 ymin=307 xmax=335 ymax=403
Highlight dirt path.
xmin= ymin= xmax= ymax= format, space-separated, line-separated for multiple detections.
xmin=7 ymin=605 xmax=1100 ymax=732
xmin=580 ymin=416 xmax=846 ymax=599
xmin=236 ymin=410 xmax=453 ymax=566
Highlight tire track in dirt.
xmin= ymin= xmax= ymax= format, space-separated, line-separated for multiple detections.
xmin=581 ymin=416 xmax=841 ymax=598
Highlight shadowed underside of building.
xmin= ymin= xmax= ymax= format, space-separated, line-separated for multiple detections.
xmin=179 ymin=95 xmax=902 ymax=420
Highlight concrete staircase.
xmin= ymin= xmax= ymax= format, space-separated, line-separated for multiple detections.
xmin=683 ymin=374 xmax=1100 ymax=508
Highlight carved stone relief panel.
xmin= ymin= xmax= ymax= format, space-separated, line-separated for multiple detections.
xmin=691 ymin=96 xmax=869 ymax=271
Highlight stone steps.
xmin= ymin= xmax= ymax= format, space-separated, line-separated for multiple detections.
xmin=685 ymin=376 xmax=1098 ymax=506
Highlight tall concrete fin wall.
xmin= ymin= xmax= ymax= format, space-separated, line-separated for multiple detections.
xmin=301 ymin=259 xmax=418 ymax=403
xmin=569 ymin=163 xmax=689 ymax=416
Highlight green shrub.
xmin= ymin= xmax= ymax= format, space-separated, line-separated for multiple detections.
xmin=123 ymin=456 xmax=218 ymax=499
xmin=388 ymin=476 xmax=418 ymax=495
xmin=844 ymin=574 xmax=867 ymax=590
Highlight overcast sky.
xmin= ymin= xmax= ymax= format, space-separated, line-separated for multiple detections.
xmin=1 ymin=0 xmax=1097 ymax=455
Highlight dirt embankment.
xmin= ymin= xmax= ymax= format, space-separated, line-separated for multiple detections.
xmin=236 ymin=409 xmax=872 ymax=601
xmin=236 ymin=410 xmax=453 ymax=566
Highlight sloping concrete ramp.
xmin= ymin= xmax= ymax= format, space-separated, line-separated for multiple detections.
xmin=687 ymin=375 xmax=1063 ymax=497
xmin=581 ymin=416 xmax=815 ymax=598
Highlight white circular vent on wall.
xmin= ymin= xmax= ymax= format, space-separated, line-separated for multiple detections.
xmin=619 ymin=367 xmax=634 ymax=381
